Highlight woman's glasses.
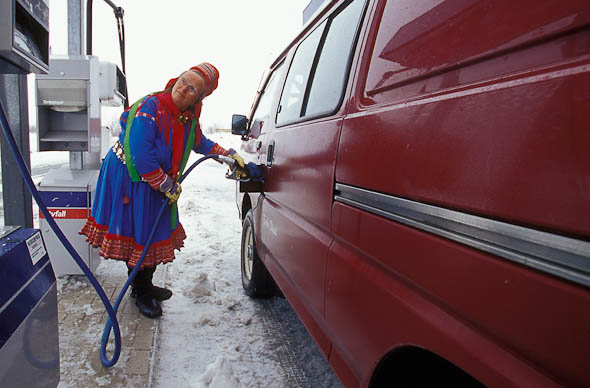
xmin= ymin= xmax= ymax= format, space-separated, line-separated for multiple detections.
xmin=179 ymin=77 xmax=199 ymax=96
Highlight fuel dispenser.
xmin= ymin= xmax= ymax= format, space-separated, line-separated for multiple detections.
xmin=0 ymin=1 xmax=59 ymax=387
xmin=35 ymin=56 xmax=125 ymax=276
xmin=0 ymin=226 xmax=59 ymax=387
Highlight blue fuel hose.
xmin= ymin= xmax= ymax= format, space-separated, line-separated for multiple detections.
xmin=0 ymin=99 xmax=220 ymax=367
xmin=99 ymin=153 xmax=219 ymax=366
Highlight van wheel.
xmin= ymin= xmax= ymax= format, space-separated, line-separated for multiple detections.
xmin=241 ymin=209 xmax=274 ymax=298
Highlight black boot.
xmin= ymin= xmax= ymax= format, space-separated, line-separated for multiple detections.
xmin=128 ymin=266 xmax=173 ymax=301
xmin=130 ymin=266 xmax=162 ymax=319
xmin=144 ymin=266 xmax=173 ymax=301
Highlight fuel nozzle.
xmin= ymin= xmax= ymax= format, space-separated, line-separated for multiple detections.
xmin=217 ymin=155 xmax=250 ymax=182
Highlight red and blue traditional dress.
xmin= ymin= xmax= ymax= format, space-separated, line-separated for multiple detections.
xmin=79 ymin=92 xmax=229 ymax=268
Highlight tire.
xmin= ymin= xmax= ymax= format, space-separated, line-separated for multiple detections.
xmin=241 ymin=209 xmax=275 ymax=298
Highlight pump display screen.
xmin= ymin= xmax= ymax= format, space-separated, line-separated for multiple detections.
xmin=14 ymin=0 xmax=49 ymax=66
xmin=0 ymin=0 xmax=49 ymax=74
xmin=14 ymin=22 xmax=43 ymax=63
xmin=16 ymin=0 xmax=49 ymax=29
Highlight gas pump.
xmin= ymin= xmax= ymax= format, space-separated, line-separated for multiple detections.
xmin=0 ymin=1 xmax=59 ymax=387
xmin=35 ymin=56 xmax=125 ymax=276
xmin=0 ymin=226 xmax=59 ymax=387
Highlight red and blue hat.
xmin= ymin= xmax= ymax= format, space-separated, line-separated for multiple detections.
xmin=165 ymin=62 xmax=220 ymax=98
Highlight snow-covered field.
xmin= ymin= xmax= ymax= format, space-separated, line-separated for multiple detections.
xmin=21 ymin=132 xmax=342 ymax=388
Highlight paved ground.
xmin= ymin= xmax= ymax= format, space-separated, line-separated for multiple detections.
xmin=54 ymin=258 xmax=342 ymax=388
xmin=56 ymin=259 xmax=163 ymax=388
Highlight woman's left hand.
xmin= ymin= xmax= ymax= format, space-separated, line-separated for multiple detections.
xmin=226 ymin=148 xmax=245 ymax=168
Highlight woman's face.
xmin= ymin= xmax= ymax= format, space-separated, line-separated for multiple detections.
xmin=171 ymin=71 xmax=206 ymax=111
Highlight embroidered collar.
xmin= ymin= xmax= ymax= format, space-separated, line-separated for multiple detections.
xmin=157 ymin=92 xmax=194 ymax=124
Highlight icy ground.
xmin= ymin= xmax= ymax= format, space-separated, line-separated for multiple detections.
xmin=26 ymin=132 xmax=343 ymax=388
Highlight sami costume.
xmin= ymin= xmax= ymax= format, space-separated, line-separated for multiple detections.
xmin=80 ymin=63 xmax=229 ymax=269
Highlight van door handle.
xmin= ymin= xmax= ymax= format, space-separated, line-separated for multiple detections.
xmin=266 ymin=141 xmax=275 ymax=167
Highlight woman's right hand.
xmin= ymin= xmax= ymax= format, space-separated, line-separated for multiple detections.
xmin=164 ymin=182 xmax=182 ymax=204
xmin=159 ymin=175 xmax=182 ymax=204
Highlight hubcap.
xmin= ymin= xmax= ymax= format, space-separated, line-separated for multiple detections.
xmin=243 ymin=225 xmax=254 ymax=280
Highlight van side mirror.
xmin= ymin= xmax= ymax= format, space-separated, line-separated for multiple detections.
xmin=231 ymin=114 xmax=248 ymax=136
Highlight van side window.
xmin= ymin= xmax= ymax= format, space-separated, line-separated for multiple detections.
xmin=304 ymin=0 xmax=366 ymax=117
xmin=276 ymin=22 xmax=326 ymax=126
xmin=251 ymin=62 xmax=284 ymax=132
xmin=277 ymin=0 xmax=366 ymax=126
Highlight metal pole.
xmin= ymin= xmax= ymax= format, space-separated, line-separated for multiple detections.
xmin=68 ymin=0 xmax=85 ymax=56
xmin=68 ymin=0 xmax=85 ymax=169
xmin=0 ymin=74 xmax=33 ymax=228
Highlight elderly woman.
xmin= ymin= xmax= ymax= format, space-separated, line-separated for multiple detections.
xmin=80 ymin=63 xmax=243 ymax=318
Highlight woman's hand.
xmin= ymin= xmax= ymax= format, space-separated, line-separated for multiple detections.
xmin=160 ymin=175 xmax=182 ymax=204
xmin=226 ymin=148 xmax=245 ymax=168
xmin=164 ymin=182 xmax=182 ymax=204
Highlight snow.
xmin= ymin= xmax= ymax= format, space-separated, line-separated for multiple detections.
xmin=152 ymin=132 xmax=288 ymax=387
xmin=24 ymin=132 xmax=342 ymax=388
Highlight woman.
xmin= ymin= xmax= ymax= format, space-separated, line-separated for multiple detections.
xmin=80 ymin=63 xmax=244 ymax=318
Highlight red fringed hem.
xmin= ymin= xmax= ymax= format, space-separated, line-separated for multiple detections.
xmin=79 ymin=216 xmax=187 ymax=269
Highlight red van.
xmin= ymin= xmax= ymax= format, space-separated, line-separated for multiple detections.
xmin=231 ymin=0 xmax=590 ymax=386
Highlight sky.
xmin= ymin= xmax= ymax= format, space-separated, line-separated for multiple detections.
xmin=48 ymin=0 xmax=315 ymax=129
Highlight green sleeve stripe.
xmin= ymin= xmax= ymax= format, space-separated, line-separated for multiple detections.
xmin=123 ymin=95 xmax=148 ymax=182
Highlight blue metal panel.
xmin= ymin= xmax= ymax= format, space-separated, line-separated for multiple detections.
xmin=0 ymin=284 xmax=59 ymax=387
xmin=38 ymin=190 xmax=89 ymax=208
xmin=0 ymin=228 xmax=54 ymax=350
xmin=0 ymin=228 xmax=50 ymax=309
xmin=0 ymin=227 xmax=58 ymax=387
xmin=0 ymin=262 xmax=54 ymax=349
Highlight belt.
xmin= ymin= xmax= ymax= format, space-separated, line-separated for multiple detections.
xmin=112 ymin=140 xmax=148 ymax=183
xmin=112 ymin=140 xmax=126 ymax=164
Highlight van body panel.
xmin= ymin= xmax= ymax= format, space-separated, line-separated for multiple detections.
xmin=338 ymin=0 xmax=590 ymax=238
xmin=259 ymin=118 xmax=343 ymax=317
xmin=326 ymin=239 xmax=557 ymax=388
xmin=328 ymin=201 xmax=590 ymax=387
xmin=329 ymin=344 xmax=365 ymax=388
xmin=363 ymin=0 xmax=589 ymax=98
xmin=259 ymin=197 xmax=329 ymax=318
xmin=262 ymin=240 xmax=333 ymax=356
xmin=263 ymin=119 xmax=342 ymax=231
xmin=235 ymin=0 xmax=589 ymax=386
xmin=339 ymin=68 xmax=590 ymax=238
